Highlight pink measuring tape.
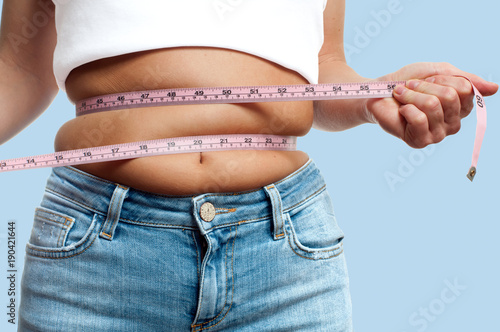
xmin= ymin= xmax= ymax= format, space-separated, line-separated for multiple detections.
xmin=0 ymin=80 xmax=487 ymax=181
xmin=463 ymin=77 xmax=487 ymax=181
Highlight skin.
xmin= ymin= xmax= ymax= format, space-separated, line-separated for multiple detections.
xmin=0 ymin=0 xmax=497 ymax=195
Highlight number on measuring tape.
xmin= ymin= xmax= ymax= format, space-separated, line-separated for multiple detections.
xmin=1 ymin=79 xmax=488 ymax=182
xmin=0 ymin=135 xmax=297 ymax=173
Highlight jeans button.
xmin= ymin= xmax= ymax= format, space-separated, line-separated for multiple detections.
xmin=200 ymin=202 xmax=216 ymax=222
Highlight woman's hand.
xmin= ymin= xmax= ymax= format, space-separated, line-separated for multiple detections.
xmin=366 ymin=62 xmax=498 ymax=148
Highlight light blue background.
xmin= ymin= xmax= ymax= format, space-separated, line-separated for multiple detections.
xmin=0 ymin=0 xmax=498 ymax=331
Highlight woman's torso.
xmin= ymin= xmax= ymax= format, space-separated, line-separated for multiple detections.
xmin=55 ymin=47 xmax=314 ymax=195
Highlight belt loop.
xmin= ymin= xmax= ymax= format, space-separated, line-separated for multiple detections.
xmin=264 ymin=184 xmax=285 ymax=241
xmin=100 ymin=184 xmax=129 ymax=241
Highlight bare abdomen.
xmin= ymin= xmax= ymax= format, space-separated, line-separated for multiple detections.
xmin=55 ymin=47 xmax=314 ymax=194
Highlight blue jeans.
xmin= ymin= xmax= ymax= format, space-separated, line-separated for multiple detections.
xmin=19 ymin=159 xmax=353 ymax=331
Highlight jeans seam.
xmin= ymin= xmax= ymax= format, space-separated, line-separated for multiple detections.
xmin=236 ymin=215 xmax=271 ymax=225
xmin=46 ymin=188 xmax=104 ymax=216
xmin=119 ymin=218 xmax=198 ymax=229
xmin=192 ymin=232 xmax=230 ymax=328
xmin=283 ymin=185 xmax=326 ymax=214
xmin=273 ymin=159 xmax=312 ymax=185
xmin=192 ymin=225 xmax=237 ymax=331
xmin=26 ymin=229 xmax=100 ymax=260
xmin=57 ymin=217 xmax=74 ymax=247
xmin=276 ymin=187 xmax=284 ymax=238
xmin=191 ymin=232 xmax=201 ymax=281
xmin=100 ymin=232 xmax=112 ymax=239
xmin=215 ymin=208 xmax=237 ymax=216
xmin=45 ymin=177 xmax=325 ymax=233
xmin=26 ymin=214 xmax=101 ymax=259
xmin=34 ymin=211 xmax=74 ymax=248
xmin=285 ymin=222 xmax=345 ymax=260
xmin=101 ymin=186 xmax=128 ymax=239
xmin=274 ymin=159 xmax=312 ymax=184
xmin=35 ymin=208 xmax=74 ymax=224
xmin=267 ymin=185 xmax=284 ymax=239
xmin=204 ymin=189 xmax=262 ymax=199
xmin=103 ymin=188 xmax=120 ymax=235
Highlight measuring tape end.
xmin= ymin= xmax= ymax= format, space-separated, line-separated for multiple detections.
xmin=466 ymin=166 xmax=476 ymax=182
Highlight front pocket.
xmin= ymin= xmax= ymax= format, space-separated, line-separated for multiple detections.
xmin=28 ymin=207 xmax=75 ymax=248
xmin=26 ymin=207 xmax=102 ymax=259
xmin=284 ymin=190 xmax=344 ymax=260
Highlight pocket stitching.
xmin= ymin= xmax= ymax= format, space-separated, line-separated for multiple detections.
xmin=284 ymin=185 xmax=326 ymax=215
xmin=34 ymin=214 xmax=75 ymax=247
xmin=27 ymin=232 xmax=99 ymax=260
xmin=35 ymin=207 xmax=74 ymax=222
xmin=287 ymin=233 xmax=344 ymax=260
xmin=285 ymin=214 xmax=344 ymax=260
xmin=26 ymin=214 xmax=101 ymax=259
xmin=33 ymin=207 xmax=76 ymax=248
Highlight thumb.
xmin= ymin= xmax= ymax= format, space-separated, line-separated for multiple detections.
xmin=468 ymin=78 xmax=498 ymax=97
xmin=383 ymin=62 xmax=499 ymax=97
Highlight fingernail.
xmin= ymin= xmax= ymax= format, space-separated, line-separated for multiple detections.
xmin=394 ymin=85 xmax=406 ymax=95
xmin=425 ymin=77 xmax=436 ymax=83
xmin=407 ymin=80 xmax=420 ymax=89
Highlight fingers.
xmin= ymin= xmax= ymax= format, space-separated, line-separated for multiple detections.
xmin=387 ymin=62 xmax=499 ymax=97
xmin=426 ymin=75 xmax=474 ymax=118
xmin=393 ymin=79 xmax=464 ymax=148
xmin=373 ymin=62 xmax=497 ymax=149
xmin=480 ymin=81 xmax=499 ymax=97
xmin=398 ymin=104 xmax=434 ymax=149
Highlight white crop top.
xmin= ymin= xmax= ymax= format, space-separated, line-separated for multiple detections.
xmin=52 ymin=0 xmax=328 ymax=91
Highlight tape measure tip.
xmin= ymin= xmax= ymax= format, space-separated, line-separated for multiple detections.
xmin=467 ymin=167 xmax=476 ymax=182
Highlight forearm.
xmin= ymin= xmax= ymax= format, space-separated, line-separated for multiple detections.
xmin=0 ymin=0 xmax=58 ymax=145
xmin=0 ymin=55 xmax=58 ymax=145
xmin=313 ymin=59 xmax=375 ymax=132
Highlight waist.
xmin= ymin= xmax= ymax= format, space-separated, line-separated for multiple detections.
xmin=54 ymin=103 xmax=312 ymax=195
xmin=44 ymin=159 xmax=325 ymax=229
xmin=56 ymin=47 xmax=314 ymax=194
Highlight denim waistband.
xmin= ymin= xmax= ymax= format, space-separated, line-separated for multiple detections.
xmin=45 ymin=159 xmax=327 ymax=233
